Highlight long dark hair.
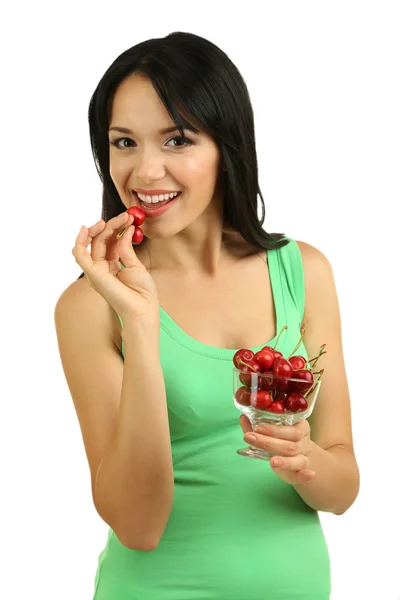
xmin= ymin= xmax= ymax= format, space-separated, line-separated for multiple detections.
xmin=77 ymin=31 xmax=289 ymax=280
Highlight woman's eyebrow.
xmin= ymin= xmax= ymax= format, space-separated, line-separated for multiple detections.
xmin=108 ymin=125 xmax=199 ymax=135
xmin=108 ymin=125 xmax=193 ymax=135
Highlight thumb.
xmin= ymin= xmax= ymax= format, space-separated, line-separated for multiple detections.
xmin=118 ymin=225 xmax=144 ymax=269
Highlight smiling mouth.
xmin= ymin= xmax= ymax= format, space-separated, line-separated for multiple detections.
xmin=133 ymin=191 xmax=181 ymax=209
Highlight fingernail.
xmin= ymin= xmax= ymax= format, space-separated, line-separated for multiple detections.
xmin=245 ymin=433 xmax=256 ymax=443
xmin=272 ymin=458 xmax=283 ymax=467
xmin=255 ymin=426 xmax=267 ymax=434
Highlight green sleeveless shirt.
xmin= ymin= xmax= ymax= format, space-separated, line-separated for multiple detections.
xmin=92 ymin=238 xmax=331 ymax=599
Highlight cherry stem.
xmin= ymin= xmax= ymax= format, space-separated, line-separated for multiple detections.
xmin=306 ymin=344 xmax=327 ymax=369
xmin=304 ymin=369 xmax=324 ymax=399
xmin=237 ymin=358 xmax=257 ymax=372
xmin=273 ymin=325 xmax=288 ymax=350
xmin=288 ymin=323 xmax=306 ymax=358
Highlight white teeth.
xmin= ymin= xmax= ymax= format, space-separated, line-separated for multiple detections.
xmin=137 ymin=191 xmax=180 ymax=203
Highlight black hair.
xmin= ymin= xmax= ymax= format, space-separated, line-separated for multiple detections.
xmin=77 ymin=31 xmax=289 ymax=280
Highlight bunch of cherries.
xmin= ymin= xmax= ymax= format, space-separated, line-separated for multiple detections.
xmin=233 ymin=325 xmax=325 ymax=415
xmin=118 ymin=206 xmax=146 ymax=244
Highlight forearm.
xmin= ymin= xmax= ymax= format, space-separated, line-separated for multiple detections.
xmin=293 ymin=442 xmax=360 ymax=515
xmin=94 ymin=316 xmax=174 ymax=550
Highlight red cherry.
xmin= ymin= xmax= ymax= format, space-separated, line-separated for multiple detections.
xmin=238 ymin=360 xmax=262 ymax=387
xmin=233 ymin=349 xmax=255 ymax=369
xmin=290 ymin=369 xmax=314 ymax=393
xmin=288 ymin=355 xmax=307 ymax=370
xmin=132 ymin=226 xmax=144 ymax=245
xmin=259 ymin=371 xmax=281 ymax=391
xmin=250 ymin=389 xmax=273 ymax=410
xmin=272 ymin=357 xmax=294 ymax=379
xmin=234 ymin=386 xmax=251 ymax=407
xmin=285 ymin=392 xmax=304 ymax=412
xmin=254 ymin=349 xmax=274 ymax=371
xmin=262 ymin=346 xmax=283 ymax=360
xmin=278 ymin=378 xmax=291 ymax=392
xmin=268 ymin=400 xmax=285 ymax=414
xmin=127 ymin=206 xmax=146 ymax=226
xmin=274 ymin=392 xmax=287 ymax=403
xmin=296 ymin=396 xmax=308 ymax=412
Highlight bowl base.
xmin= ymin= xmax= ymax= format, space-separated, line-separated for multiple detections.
xmin=237 ymin=445 xmax=273 ymax=462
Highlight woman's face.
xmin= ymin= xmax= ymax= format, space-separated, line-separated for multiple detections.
xmin=108 ymin=73 xmax=224 ymax=239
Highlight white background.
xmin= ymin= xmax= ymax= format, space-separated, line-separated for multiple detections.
xmin=2 ymin=1 xmax=399 ymax=599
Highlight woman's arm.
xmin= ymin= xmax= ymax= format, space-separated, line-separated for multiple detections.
xmin=55 ymin=283 xmax=174 ymax=550
xmin=95 ymin=318 xmax=174 ymax=547
xmin=293 ymin=240 xmax=359 ymax=514
xmin=242 ymin=241 xmax=360 ymax=514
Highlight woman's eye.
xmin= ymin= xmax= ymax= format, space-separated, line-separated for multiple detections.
xmin=166 ymin=136 xmax=193 ymax=148
xmin=109 ymin=138 xmax=134 ymax=149
xmin=109 ymin=136 xmax=193 ymax=149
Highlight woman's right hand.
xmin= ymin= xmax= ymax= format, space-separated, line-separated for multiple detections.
xmin=72 ymin=211 xmax=159 ymax=323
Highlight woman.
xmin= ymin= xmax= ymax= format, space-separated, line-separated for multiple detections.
xmin=54 ymin=31 xmax=359 ymax=599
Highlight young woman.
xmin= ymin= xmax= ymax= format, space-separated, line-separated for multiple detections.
xmin=54 ymin=31 xmax=359 ymax=600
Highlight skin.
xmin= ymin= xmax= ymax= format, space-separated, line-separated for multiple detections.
xmin=108 ymin=72 xmax=228 ymax=274
xmin=81 ymin=73 xmax=359 ymax=514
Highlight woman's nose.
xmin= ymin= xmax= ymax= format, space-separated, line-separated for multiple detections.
xmin=135 ymin=148 xmax=166 ymax=182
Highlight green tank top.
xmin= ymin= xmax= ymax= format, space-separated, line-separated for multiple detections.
xmin=93 ymin=238 xmax=331 ymax=599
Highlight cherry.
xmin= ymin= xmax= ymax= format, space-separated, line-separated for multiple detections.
xmin=132 ymin=227 xmax=144 ymax=245
xmin=262 ymin=346 xmax=283 ymax=360
xmin=285 ymin=392 xmax=303 ymax=412
xmin=238 ymin=360 xmax=262 ymax=387
xmin=233 ymin=349 xmax=255 ymax=369
xmin=127 ymin=206 xmax=146 ymax=226
xmin=250 ymin=389 xmax=273 ymax=411
xmin=234 ymin=386 xmax=251 ymax=407
xmin=273 ymin=357 xmax=294 ymax=379
xmin=278 ymin=378 xmax=291 ymax=393
xmin=290 ymin=369 xmax=314 ymax=393
xmin=288 ymin=355 xmax=307 ymax=370
xmin=274 ymin=392 xmax=287 ymax=403
xmin=259 ymin=371 xmax=281 ymax=391
xmin=254 ymin=349 xmax=274 ymax=371
xmin=296 ymin=396 xmax=308 ymax=412
xmin=268 ymin=400 xmax=285 ymax=414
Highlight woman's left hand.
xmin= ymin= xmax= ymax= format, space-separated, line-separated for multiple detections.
xmin=239 ymin=415 xmax=317 ymax=485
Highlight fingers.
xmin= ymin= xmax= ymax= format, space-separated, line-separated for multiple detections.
xmin=244 ymin=430 xmax=303 ymax=458
xmin=72 ymin=212 xmax=133 ymax=276
xmin=253 ymin=420 xmax=310 ymax=442
xmin=269 ymin=453 xmax=310 ymax=472
xmin=86 ymin=219 xmax=106 ymax=239
xmin=243 ymin=420 xmax=310 ymax=456
xmin=270 ymin=455 xmax=317 ymax=485
xmin=91 ymin=212 xmax=132 ymax=262
xmin=72 ymin=225 xmax=96 ymax=273
xmin=239 ymin=415 xmax=253 ymax=434
xmin=115 ymin=223 xmax=143 ymax=269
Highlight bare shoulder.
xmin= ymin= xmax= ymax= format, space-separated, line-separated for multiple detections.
xmin=294 ymin=239 xmax=338 ymax=336
xmin=295 ymin=239 xmax=332 ymax=272
xmin=295 ymin=240 xmax=335 ymax=313
xmin=54 ymin=276 xmax=121 ymax=349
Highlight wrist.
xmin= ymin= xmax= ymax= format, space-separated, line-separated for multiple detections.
xmin=121 ymin=312 xmax=160 ymax=343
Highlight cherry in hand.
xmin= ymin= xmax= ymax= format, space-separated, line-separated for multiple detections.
xmin=127 ymin=206 xmax=146 ymax=245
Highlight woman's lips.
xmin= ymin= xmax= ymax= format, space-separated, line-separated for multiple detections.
xmin=132 ymin=191 xmax=181 ymax=218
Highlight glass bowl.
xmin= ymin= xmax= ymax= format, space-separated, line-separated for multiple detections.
xmin=233 ymin=368 xmax=322 ymax=461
